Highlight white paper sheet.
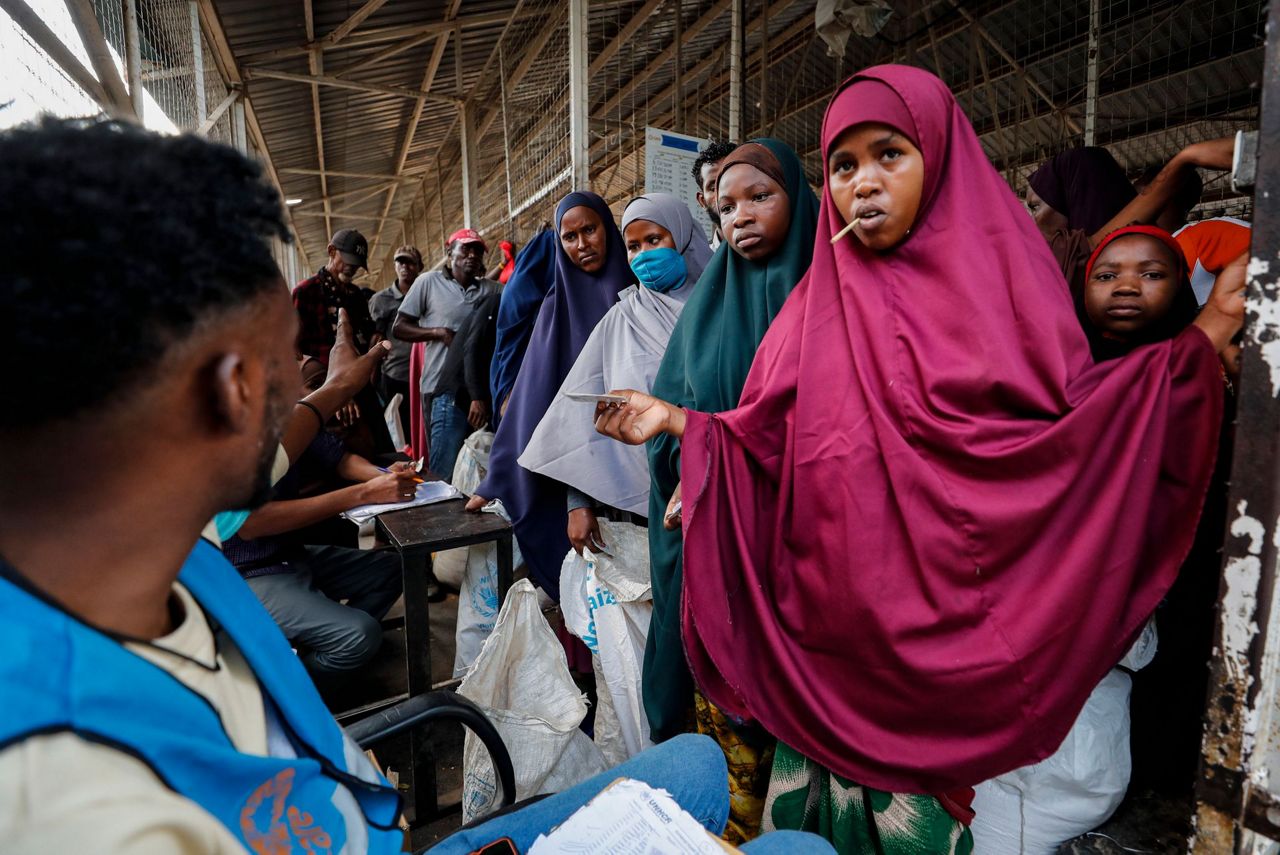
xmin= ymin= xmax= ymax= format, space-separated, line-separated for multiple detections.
xmin=340 ymin=480 xmax=462 ymax=525
xmin=528 ymin=778 xmax=729 ymax=855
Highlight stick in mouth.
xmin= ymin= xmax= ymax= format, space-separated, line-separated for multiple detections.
xmin=829 ymin=216 xmax=862 ymax=245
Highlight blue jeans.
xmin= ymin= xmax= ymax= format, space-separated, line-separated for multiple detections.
xmin=428 ymin=734 xmax=835 ymax=854
xmin=429 ymin=394 xmax=469 ymax=481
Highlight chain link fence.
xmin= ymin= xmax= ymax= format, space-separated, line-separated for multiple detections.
xmin=2 ymin=0 xmax=305 ymax=278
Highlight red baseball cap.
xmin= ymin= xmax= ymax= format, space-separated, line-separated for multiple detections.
xmin=446 ymin=228 xmax=487 ymax=252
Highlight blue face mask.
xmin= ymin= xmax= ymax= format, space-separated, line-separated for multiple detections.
xmin=630 ymin=247 xmax=688 ymax=293
xmin=212 ymin=509 xmax=251 ymax=542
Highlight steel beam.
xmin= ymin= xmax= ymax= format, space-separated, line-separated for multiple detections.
xmin=568 ymin=0 xmax=589 ymax=190
xmin=368 ymin=5 xmax=455 ymax=265
xmin=238 ymin=9 xmax=545 ymax=64
xmin=588 ymin=0 xmax=665 ymax=76
xmin=1084 ymin=0 xmax=1100 ymax=144
xmin=304 ymin=0 xmax=332 ymax=243
xmin=949 ymin=0 xmax=1082 ymax=135
xmin=282 ymin=167 xmax=426 ymax=181
xmin=141 ymin=66 xmax=194 ymax=82
xmin=461 ymin=100 xmax=477 ymax=224
xmin=192 ymin=0 xmax=310 ymax=268
xmin=674 ymin=0 xmax=685 ymax=131
xmin=63 ymin=0 xmax=135 ymax=117
xmin=728 ymin=0 xmax=743 ymax=140
xmin=594 ymin=0 xmax=732 ymax=118
xmin=294 ymin=182 xmax=398 ymax=213
xmin=487 ymin=0 xmax=748 ymax=199
xmin=293 ymin=210 xmax=397 ymax=223
xmin=189 ymin=0 xmax=206 ymax=122
xmin=590 ymin=3 xmax=807 ymax=171
xmin=123 ymin=0 xmax=142 ymax=116
xmin=231 ymin=95 xmax=247 ymax=152
xmin=195 ymin=88 xmax=239 ymax=135
xmin=332 ymin=29 xmax=438 ymax=75
xmin=472 ymin=11 xmax=560 ymax=142
xmin=322 ymin=0 xmax=391 ymax=47
xmin=243 ymin=67 xmax=460 ymax=105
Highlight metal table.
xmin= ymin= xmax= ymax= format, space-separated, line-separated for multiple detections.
xmin=374 ymin=497 xmax=514 ymax=823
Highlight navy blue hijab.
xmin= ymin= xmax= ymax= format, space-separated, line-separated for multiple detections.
xmin=475 ymin=191 xmax=635 ymax=599
xmin=489 ymin=228 xmax=558 ymax=426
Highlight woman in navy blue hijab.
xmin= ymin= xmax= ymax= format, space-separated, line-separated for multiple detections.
xmin=489 ymin=227 xmax=558 ymax=427
xmin=467 ymin=191 xmax=635 ymax=600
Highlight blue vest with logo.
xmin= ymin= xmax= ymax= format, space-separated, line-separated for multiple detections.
xmin=0 ymin=539 xmax=403 ymax=854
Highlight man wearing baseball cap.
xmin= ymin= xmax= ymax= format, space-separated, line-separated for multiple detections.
xmin=292 ymin=229 xmax=391 ymax=453
xmin=369 ymin=244 xmax=423 ymax=433
xmin=292 ymin=228 xmax=378 ymax=365
xmin=394 ymin=228 xmax=500 ymax=478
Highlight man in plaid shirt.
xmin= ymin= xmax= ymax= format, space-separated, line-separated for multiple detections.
xmin=293 ymin=228 xmax=378 ymax=365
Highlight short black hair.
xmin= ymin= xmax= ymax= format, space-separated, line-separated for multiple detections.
xmin=1138 ymin=163 xmax=1204 ymax=220
xmin=0 ymin=117 xmax=289 ymax=429
xmin=691 ymin=139 xmax=739 ymax=187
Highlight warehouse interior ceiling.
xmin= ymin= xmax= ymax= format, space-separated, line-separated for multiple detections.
xmin=83 ymin=0 xmax=1267 ymax=281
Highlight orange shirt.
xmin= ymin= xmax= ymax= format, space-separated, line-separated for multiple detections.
xmin=1174 ymin=217 xmax=1251 ymax=304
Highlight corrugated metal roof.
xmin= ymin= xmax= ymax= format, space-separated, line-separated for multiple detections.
xmin=203 ymin=0 xmax=1265 ymax=279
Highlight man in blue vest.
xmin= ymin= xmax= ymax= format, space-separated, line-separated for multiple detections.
xmin=0 ymin=118 xmax=834 ymax=855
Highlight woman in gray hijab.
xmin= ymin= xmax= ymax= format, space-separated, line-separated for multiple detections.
xmin=520 ymin=192 xmax=712 ymax=552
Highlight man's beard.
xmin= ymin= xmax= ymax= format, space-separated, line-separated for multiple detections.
xmin=704 ymin=205 xmax=720 ymax=236
xmin=235 ymin=378 xmax=290 ymax=511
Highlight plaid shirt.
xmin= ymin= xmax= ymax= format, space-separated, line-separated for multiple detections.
xmin=292 ymin=267 xmax=376 ymax=364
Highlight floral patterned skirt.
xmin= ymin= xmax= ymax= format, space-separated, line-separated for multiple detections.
xmin=763 ymin=742 xmax=974 ymax=855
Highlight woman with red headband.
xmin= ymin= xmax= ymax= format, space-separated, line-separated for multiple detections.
xmin=595 ymin=65 xmax=1244 ymax=852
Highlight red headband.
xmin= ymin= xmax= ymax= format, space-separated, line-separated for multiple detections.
xmin=1084 ymin=224 xmax=1188 ymax=282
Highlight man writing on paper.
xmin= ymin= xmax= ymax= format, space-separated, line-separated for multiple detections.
xmin=223 ymin=407 xmax=415 ymax=687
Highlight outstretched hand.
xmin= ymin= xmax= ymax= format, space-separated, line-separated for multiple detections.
xmin=327 ymin=309 xmax=390 ymax=398
xmin=593 ymin=390 xmax=686 ymax=445
xmin=1194 ymin=252 xmax=1248 ymax=353
xmin=465 ymin=494 xmax=488 ymax=512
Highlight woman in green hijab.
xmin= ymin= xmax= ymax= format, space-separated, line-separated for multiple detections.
xmin=645 ymin=138 xmax=819 ymax=841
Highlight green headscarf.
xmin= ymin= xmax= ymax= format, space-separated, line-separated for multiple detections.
xmin=644 ymin=138 xmax=820 ymax=740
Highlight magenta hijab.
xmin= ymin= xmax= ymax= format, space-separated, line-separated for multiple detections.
xmin=677 ymin=65 xmax=1224 ymax=794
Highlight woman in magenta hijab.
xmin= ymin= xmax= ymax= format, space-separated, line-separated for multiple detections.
xmin=596 ymin=65 xmax=1242 ymax=851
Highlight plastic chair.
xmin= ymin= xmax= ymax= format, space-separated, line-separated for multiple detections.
xmin=345 ymin=690 xmax=516 ymax=818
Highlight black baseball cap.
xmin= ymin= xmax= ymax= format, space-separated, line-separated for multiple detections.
xmin=330 ymin=228 xmax=368 ymax=269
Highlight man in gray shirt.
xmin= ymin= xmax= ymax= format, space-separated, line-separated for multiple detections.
xmin=368 ymin=244 xmax=422 ymax=436
xmin=394 ymin=228 xmax=500 ymax=478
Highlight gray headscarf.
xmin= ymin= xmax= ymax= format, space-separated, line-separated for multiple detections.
xmin=621 ymin=193 xmax=713 ymax=289
xmin=519 ymin=194 xmax=711 ymax=516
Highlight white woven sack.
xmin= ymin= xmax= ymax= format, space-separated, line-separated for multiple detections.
xmin=458 ymin=579 xmax=605 ymax=823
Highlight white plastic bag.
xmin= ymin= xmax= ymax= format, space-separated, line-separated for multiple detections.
xmin=452 ymin=429 xmax=494 ymax=495
xmin=970 ymin=621 xmax=1156 ymax=853
xmin=436 ymin=430 xmax=496 ymax=588
xmin=449 ymin=430 xmax=516 ymax=676
xmin=452 ymin=498 xmax=523 ymax=679
xmin=970 ymin=671 xmax=1132 ymax=853
xmin=559 ymin=521 xmax=654 ymax=767
xmin=458 ymin=579 xmax=606 ymax=823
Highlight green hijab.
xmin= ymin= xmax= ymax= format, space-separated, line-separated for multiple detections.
xmin=644 ymin=138 xmax=820 ymax=740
